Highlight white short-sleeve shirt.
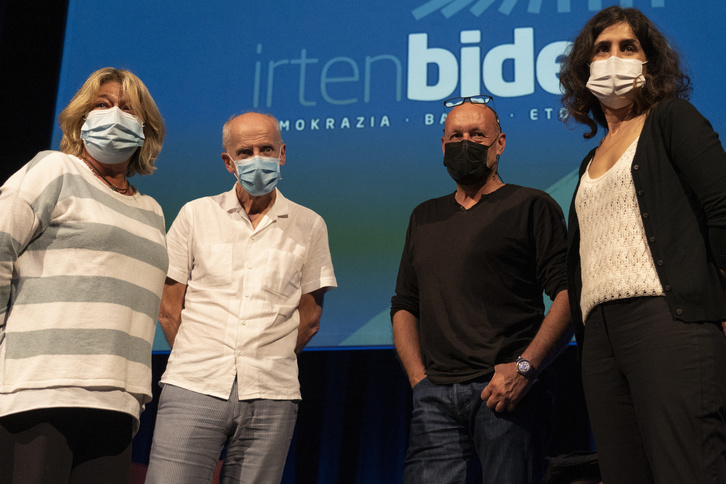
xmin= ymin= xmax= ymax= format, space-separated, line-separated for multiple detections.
xmin=160 ymin=187 xmax=337 ymax=400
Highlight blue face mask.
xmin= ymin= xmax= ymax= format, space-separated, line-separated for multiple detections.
xmin=232 ymin=153 xmax=282 ymax=196
xmin=80 ymin=106 xmax=145 ymax=165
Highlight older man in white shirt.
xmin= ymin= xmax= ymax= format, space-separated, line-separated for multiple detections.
xmin=145 ymin=112 xmax=337 ymax=484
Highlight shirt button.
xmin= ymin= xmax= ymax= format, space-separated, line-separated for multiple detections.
xmin=649 ymin=236 xmax=656 ymax=243
xmin=637 ymin=190 xmax=644 ymax=196
xmin=633 ymin=164 xmax=639 ymax=170
xmin=657 ymin=260 xmax=664 ymax=266
xmin=642 ymin=212 xmax=649 ymax=219
xmin=676 ymin=308 xmax=683 ymax=315
xmin=664 ymin=285 xmax=671 ymax=291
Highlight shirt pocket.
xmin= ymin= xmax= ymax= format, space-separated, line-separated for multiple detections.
xmin=194 ymin=243 xmax=233 ymax=287
xmin=262 ymin=248 xmax=303 ymax=299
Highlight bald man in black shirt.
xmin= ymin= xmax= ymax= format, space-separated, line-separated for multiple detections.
xmin=391 ymin=97 xmax=572 ymax=484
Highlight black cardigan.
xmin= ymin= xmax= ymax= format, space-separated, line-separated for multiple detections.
xmin=567 ymin=98 xmax=726 ymax=346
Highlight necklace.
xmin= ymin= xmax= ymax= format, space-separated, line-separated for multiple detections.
xmin=81 ymin=156 xmax=132 ymax=194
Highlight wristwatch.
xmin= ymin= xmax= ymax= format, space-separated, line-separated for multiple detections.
xmin=516 ymin=356 xmax=536 ymax=380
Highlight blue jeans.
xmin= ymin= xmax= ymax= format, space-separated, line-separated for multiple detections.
xmin=145 ymin=380 xmax=298 ymax=484
xmin=403 ymin=375 xmax=553 ymax=484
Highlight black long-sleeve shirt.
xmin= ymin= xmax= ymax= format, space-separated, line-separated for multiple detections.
xmin=391 ymin=184 xmax=568 ymax=384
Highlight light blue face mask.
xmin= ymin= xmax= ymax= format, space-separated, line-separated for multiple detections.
xmin=232 ymin=153 xmax=282 ymax=196
xmin=80 ymin=106 xmax=145 ymax=164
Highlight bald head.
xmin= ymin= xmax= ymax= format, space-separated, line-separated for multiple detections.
xmin=443 ymin=103 xmax=500 ymax=140
xmin=222 ymin=112 xmax=283 ymax=154
xmin=221 ymin=112 xmax=286 ymax=177
xmin=442 ymin=102 xmax=506 ymax=160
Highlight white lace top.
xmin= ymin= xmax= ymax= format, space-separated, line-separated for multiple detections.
xmin=575 ymin=138 xmax=664 ymax=321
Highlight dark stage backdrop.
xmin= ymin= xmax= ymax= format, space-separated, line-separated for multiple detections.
xmin=131 ymin=347 xmax=589 ymax=483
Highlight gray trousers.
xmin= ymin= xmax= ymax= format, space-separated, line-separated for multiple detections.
xmin=145 ymin=380 xmax=298 ymax=484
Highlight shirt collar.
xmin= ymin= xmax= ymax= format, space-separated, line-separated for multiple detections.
xmin=222 ymin=185 xmax=290 ymax=219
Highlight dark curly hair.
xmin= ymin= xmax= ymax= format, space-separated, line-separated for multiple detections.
xmin=559 ymin=6 xmax=691 ymax=139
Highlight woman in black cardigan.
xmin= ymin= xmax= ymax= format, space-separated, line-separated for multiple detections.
xmin=560 ymin=6 xmax=726 ymax=483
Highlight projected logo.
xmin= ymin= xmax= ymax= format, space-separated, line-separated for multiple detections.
xmin=259 ymin=0 xmax=667 ymax=133
xmin=407 ymin=29 xmax=566 ymax=100
xmin=412 ymin=0 xmax=665 ymax=19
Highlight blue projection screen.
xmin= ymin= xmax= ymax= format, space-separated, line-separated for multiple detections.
xmin=51 ymin=0 xmax=726 ymax=351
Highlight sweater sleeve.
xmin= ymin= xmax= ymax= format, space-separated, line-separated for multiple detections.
xmin=166 ymin=202 xmax=195 ymax=284
xmin=0 ymin=152 xmax=66 ymax=318
xmin=0 ymin=196 xmax=36 ymax=318
xmin=659 ymin=99 xmax=726 ymax=269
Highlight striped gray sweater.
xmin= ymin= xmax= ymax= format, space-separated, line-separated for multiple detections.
xmin=0 ymin=151 xmax=167 ymax=421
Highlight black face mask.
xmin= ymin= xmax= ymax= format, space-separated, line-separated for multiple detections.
xmin=443 ymin=138 xmax=497 ymax=186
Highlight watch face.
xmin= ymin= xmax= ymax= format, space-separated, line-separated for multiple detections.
xmin=517 ymin=359 xmax=531 ymax=374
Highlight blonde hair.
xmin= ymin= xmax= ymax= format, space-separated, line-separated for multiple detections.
xmin=58 ymin=67 xmax=166 ymax=176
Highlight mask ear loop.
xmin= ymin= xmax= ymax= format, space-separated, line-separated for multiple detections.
xmin=495 ymin=157 xmax=503 ymax=183
xmin=487 ymin=132 xmax=503 ymax=183
xmin=482 ymin=107 xmax=503 ymax=183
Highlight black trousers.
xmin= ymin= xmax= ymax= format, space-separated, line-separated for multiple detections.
xmin=582 ymin=296 xmax=726 ymax=484
xmin=0 ymin=407 xmax=133 ymax=484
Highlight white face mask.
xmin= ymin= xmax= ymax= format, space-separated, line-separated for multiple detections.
xmin=586 ymin=56 xmax=647 ymax=109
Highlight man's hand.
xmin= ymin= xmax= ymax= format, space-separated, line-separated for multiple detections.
xmin=296 ymin=289 xmax=326 ymax=354
xmin=409 ymin=374 xmax=427 ymax=389
xmin=392 ymin=310 xmax=428 ymax=389
xmin=480 ymin=362 xmax=534 ymax=412
xmin=478 ymin=291 xmax=570 ymax=412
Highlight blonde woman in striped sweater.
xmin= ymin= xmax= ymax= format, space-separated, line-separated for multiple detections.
xmin=0 ymin=67 xmax=168 ymax=484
